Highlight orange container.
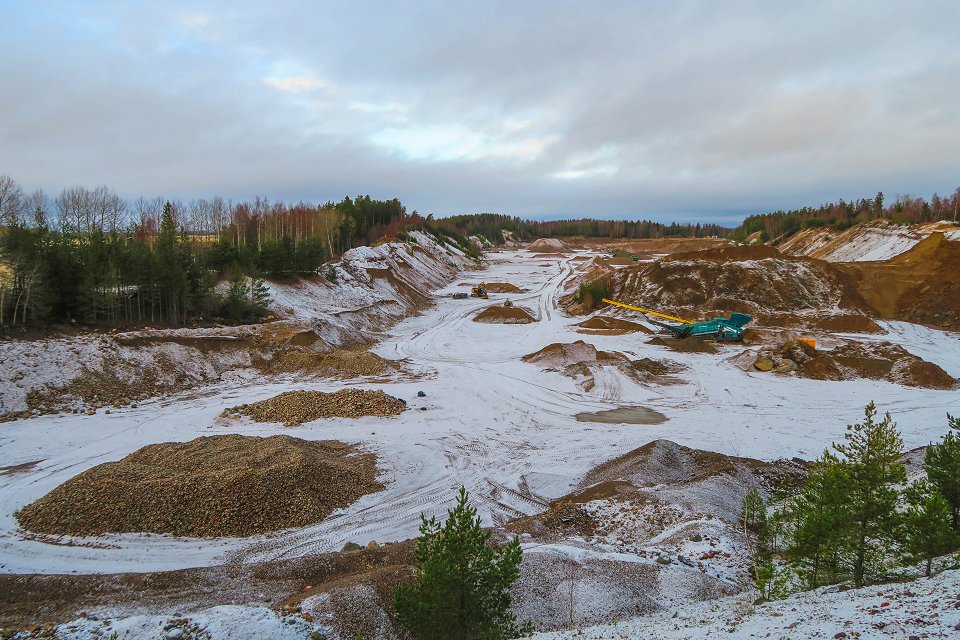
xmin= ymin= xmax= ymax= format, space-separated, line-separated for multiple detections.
xmin=798 ymin=337 xmax=817 ymax=349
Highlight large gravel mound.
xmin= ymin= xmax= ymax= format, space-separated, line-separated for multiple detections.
xmin=16 ymin=435 xmax=383 ymax=537
xmin=231 ymin=389 xmax=406 ymax=426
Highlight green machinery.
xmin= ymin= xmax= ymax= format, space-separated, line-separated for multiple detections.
xmin=602 ymin=298 xmax=752 ymax=342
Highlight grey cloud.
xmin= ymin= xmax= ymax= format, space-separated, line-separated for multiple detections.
xmin=1 ymin=1 xmax=958 ymax=222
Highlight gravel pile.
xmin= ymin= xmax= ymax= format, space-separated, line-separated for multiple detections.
xmin=473 ymin=306 xmax=536 ymax=324
xmin=264 ymin=349 xmax=397 ymax=377
xmin=16 ymin=435 xmax=383 ymax=537
xmin=230 ymin=389 xmax=407 ymax=426
xmin=319 ymin=350 xmax=397 ymax=376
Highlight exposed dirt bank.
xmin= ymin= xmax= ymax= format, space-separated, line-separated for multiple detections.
xmin=837 ymin=233 xmax=960 ymax=330
xmin=16 ymin=435 xmax=382 ymax=538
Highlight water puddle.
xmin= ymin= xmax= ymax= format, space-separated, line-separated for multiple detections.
xmin=575 ymin=406 xmax=667 ymax=425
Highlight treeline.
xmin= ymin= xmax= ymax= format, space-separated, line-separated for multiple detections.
xmin=0 ymin=174 xmax=420 ymax=331
xmin=731 ymin=187 xmax=960 ymax=243
xmin=444 ymin=213 xmax=729 ymax=242
xmin=744 ymin=404 xmax=960 ymax=600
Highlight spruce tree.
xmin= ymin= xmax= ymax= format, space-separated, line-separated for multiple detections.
xmin=924 ymin=415 xmax=960 ymax=530
xmin=899 ymin=481 xmax=958 ymax=577
xmin=832 ymin=402 xmax=906 ymax=587
xmin=250 ymin=275 xmax=271 ymax=316
xmin=394 ymin=487 xmax=528 ymax=640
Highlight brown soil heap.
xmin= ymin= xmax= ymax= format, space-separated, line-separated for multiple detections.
xmin=798 ymin=341 xmax=955 ymax=389
xmin=482 ymin=282 xmax=526 ymax=293
xmin=231 ymin=389 xmax=407 ymax=426
xmin=577 ymin=316 xmax=652 ymax=334
xmin=16 ymin=435 xmax=383 ymax=537
xmin=473 ymin=306 xmax=536 ymax=324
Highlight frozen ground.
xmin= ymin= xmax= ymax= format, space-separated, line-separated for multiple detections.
xmin=1 ymin=250 xmax=959 ymax=579
xmin=534 ymin=568 xmax=960 ymax=639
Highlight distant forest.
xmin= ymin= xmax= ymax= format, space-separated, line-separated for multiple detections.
xmin=2 ymin=172 xmax=958 ymax=332
xmin=730 ymin=187 xmax=960 ymax=243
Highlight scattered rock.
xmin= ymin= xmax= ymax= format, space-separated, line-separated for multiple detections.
xmin=753 ymin=356 xmax=774 ymax=372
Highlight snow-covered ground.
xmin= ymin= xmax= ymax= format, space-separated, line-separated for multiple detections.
xmin=2 ymin=249 xmax=958 ymax=578
xmin=534 ymin=569 xmax=960 ymax=639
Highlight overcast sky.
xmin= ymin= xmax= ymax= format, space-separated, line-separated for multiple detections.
xmin=1 ymin=1 xmax=958 ymax=224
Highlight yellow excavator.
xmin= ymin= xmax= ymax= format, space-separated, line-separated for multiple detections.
xmin=471 ymin=283 xmax=489 ymax=299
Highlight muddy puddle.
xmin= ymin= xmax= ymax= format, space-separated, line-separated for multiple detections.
xmin=575 ymin=406 xmax=667 ymax=424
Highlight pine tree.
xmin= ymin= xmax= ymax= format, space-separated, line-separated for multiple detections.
xmin=788 ymin=450 xmax=854 ymax=588
xmin=924 ymin=415 xmax=960 ymax=530
xmin=832 ymin=402 xmax=906 ymax=587
xmin=394 ymin=487 xmax=529 ymax=640
xmin=899 ymin=481 xmax=958 ymax=577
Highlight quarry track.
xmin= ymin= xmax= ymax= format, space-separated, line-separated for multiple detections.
xmin=0 ymin=250 xmax=959 ymax=576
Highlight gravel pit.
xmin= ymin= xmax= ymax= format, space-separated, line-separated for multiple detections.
xmin=575 ymin=406 xmax=668 ymax=425
xmin=229 ymin=389 xmax=407 ymax=426
xmin=16 ymin=435 xmax=383 ymax=538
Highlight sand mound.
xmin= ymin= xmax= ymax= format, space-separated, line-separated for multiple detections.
xmin=482 ymin=282 xmax=526 ymax=293
xmin=577 ymin=316 xmax=652 ymax=334
xmin=522 ymin=340 xmax=614 ymax=368
xmin=523 ymin=341 xmax=682 ymax=390
xmin=528 ymin=238 xmax=573 ymax=253
xmin=16 ymin=435 xmax=382 ymax=537
xmin=798 ymin=342 xmax=956 ymax=389
xmin=605 ymin=245 xmax=866 ymax=316
xmin=229 ymin=389 xmax=407 ymax=426
xmin=473 ymin=306 xmax=536 ymax=324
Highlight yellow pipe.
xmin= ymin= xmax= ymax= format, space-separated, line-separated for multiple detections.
xmin=601 ymin=298 xmax=694 ymax=324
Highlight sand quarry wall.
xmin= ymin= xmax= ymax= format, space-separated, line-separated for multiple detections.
xmin=0 ymin=231 xmax=474 ymax=416
xmin=778 ymin=220 xmax=960 ymax=262
xmin=593 ymin=235 xmax=960 ymax=331
xmin=605 ymin=244 xmax=866 ymax=315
